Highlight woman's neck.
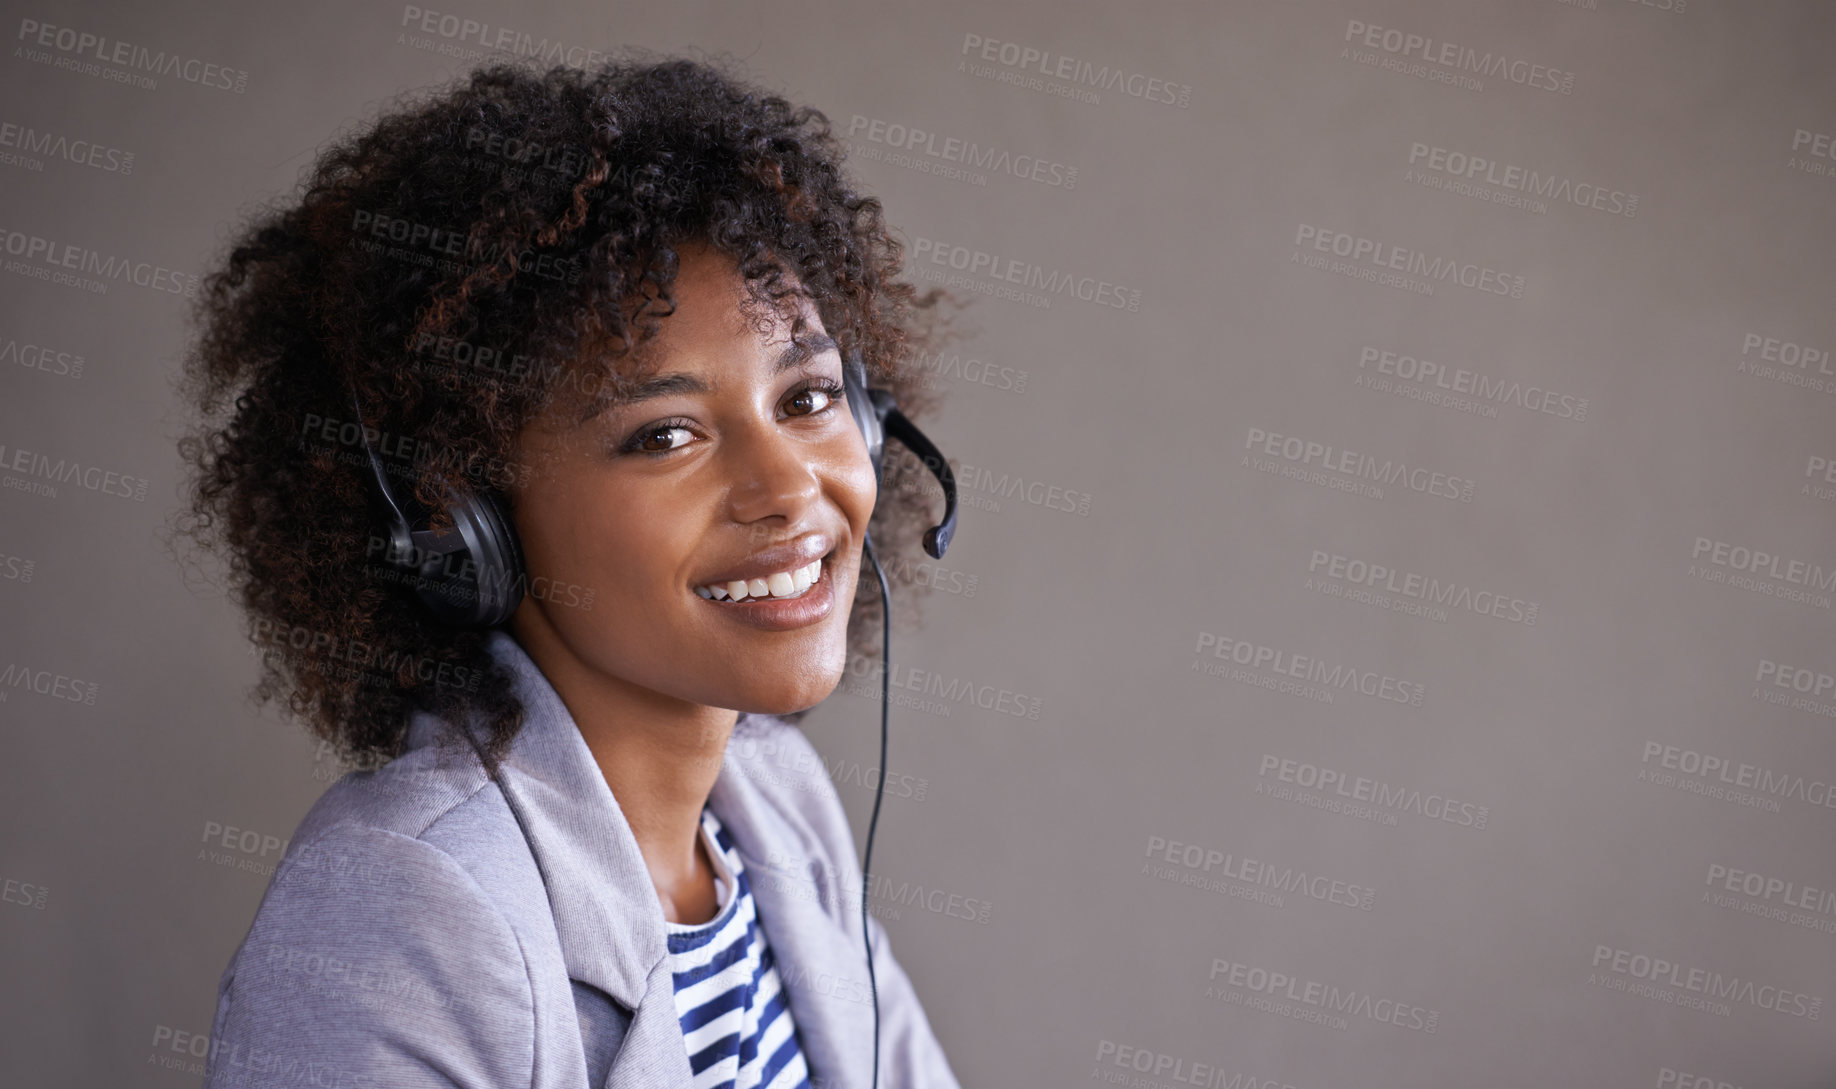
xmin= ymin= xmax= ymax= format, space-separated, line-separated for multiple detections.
xmin=506 ymin=621 xmax=738 ymax=923
xmin=581 ymin=705 xmax=735 ymax=924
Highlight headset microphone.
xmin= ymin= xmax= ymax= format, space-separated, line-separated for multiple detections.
xmin=349 ymin=343 xmax=958 ymax=1089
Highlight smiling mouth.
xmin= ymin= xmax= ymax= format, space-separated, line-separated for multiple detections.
xmin=692 ymin=549 xmax=833 ymax=603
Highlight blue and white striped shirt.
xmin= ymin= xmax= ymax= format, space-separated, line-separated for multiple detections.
xmin=664 ymin=806 xmax=815 ymax=1089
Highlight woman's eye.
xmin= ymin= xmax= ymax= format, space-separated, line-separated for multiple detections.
xmin=786 ymin=380 xmax=845 ymax=417
xmin=623 ymin=422 xmax=694 ymax=455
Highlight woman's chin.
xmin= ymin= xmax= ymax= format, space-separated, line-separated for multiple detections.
xmin=726 ymin=672 xmax=845 ymax=717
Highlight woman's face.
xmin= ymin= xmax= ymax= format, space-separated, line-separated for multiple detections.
xmin=506 ymin=243 xmax=877 ymax=717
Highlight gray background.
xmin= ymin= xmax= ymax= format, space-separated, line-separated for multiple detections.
xmin=3 ymin=1 xmax=1834 ymax=1086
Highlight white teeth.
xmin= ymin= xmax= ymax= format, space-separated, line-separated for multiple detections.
xmin=699 ymin=559 xmax=823 ymax=602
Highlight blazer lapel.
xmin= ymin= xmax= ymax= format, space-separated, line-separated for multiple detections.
xmin=602 ymin=958 xmax=699 ymax=1089
xmin=435 ymin=631 xmax=696 ymax=1089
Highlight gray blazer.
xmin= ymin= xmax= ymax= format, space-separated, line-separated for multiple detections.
xmin=202 ymin=630 xmax=961 ymax=1089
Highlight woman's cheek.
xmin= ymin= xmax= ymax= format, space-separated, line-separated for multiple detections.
xmin=834 ymin=450 xmax=879 ymax=533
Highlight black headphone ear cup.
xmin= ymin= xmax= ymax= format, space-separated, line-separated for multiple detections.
xmin=479 ymin=490 xmax=525 ymax=627
xmin=478 ymin=490 xmax=525 ymax=589
xmin=407 ymin=487 xmax=525 ymax=629
xmin=844 ymin=348 xmax=883 ymax=484
xmin=459 ymin=489 xmax=525 ymax=628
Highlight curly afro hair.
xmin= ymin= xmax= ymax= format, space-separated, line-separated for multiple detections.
xmin=175 ymin=52 xmax=961 ymax=773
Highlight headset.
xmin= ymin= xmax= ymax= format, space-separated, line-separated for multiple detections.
xmin=349 ymin=343 xmax=958 ymax=1088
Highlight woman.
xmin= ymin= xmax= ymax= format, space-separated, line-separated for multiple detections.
xmin=177 ymin=53 xmax=962 ymax=1089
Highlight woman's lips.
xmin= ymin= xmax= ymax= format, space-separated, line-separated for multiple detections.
xmin=694 ymin=551 xmax=836 ymax=631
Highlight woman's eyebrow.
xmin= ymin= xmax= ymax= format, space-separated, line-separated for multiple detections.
xmin=615 ymin=332 xmax=838 ymax=407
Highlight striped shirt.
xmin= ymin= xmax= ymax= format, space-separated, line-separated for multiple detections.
xmin=664 ymin=805 xmax=815 ymax=1089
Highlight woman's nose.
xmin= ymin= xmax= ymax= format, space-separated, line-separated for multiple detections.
xmin=724 ymin=425 xmax=823 ymax=524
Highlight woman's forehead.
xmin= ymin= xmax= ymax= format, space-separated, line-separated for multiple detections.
xmin=674 ymin=245 xmax=819 ymax=335
xmin=639 ymin=254 xmax=823 ymax=365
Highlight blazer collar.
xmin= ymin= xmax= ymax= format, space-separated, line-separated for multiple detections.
xmin=406 ymin=629 xmax=668 ymax=1012
xmin=403 ymin=630 xmax=874 ymax=1088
